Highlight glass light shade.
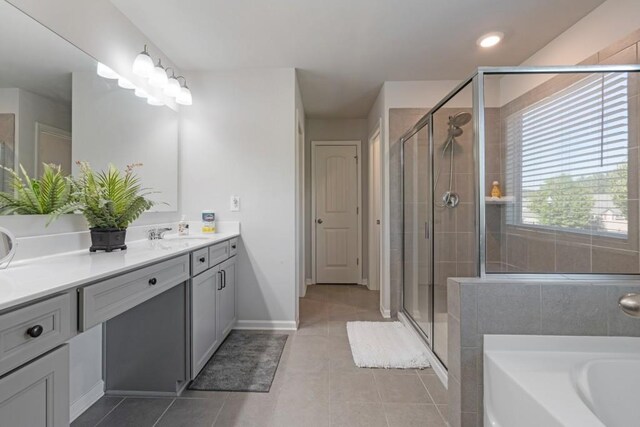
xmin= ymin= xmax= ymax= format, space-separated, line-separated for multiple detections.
xmin=117 ymin=77 xmax=136 ymax=89
xmin=149 ymin=65 xmax=168 ymax=88
xmin=147 ymin=96 xmax=164 ymax=106
xmin=176 ymin=86 xmax=193 ymax=105
xmin=134 ymin=87 xmax=149 ymax=98
xmin=132 ymin=51 xmax=154 ymax=78
xmin=477 ymin=32 xmax=504 ymax=48
xmin=163 ymin=77 xmax=182 ymax=97
xmin=97 ymin=62 xmax=119 ymax=79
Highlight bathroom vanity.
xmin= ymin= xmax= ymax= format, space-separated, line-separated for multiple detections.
xmin=0 ymin=232 xmax=239 ymax=426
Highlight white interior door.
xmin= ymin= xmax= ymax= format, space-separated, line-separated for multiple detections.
xmin=35 ymin=123 xmax=71 ymax=178
xmin=315 ymin=144 xmax=359 ymax=284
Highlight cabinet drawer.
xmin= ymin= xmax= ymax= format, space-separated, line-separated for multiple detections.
xmin=229 ymin=238 xmax=239 ymax=257
xmin=209 ymin=241 xmax=230 ymax=267
xmin=79 ymin=255 xmax=189 ymax=331
xmin=191 ymin=247 xmax=210 ymax=276
xmin=0 ymin=294 xmax=71 ymax=377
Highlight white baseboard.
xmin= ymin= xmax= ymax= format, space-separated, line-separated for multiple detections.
xmin=234 ymin=320 xmax=298 ymax=330
xmin=305 ymin=278 xmax=314 ymax=286
xmin=70 ymin=380 xmax=104 ymax=422
xmin=360 ymin=278 xmax=368 ymax=286
xmin=397 ymin=312 xmax=448 ymax=388
xmin=379 ymin=305 xmax=391 ymax=319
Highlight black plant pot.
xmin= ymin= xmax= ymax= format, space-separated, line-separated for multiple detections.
xmin=89 ymin=228 xmax=127 ymax=252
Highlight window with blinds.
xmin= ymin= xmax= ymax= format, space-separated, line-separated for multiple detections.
xmin=505 ymin=73 xmax=630 ymax=237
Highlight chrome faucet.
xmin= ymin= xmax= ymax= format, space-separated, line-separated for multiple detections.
xmin=618 ymin=293 xmax=640 ymax=317
xmin=147 ymin=227 xmax=172 ymax=240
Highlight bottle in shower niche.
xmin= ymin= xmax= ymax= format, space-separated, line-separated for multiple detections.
xmin=201 ymin=210 xmax=216 ymax=233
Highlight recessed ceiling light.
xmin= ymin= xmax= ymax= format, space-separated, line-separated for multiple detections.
xmin=477 ymin=32 xmax=504 ymax=48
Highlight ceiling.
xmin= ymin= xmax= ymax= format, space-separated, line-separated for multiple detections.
xmin=111 ymin=0 xmax=605 ymax=118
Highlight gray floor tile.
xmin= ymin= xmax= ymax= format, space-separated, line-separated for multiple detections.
xmin=214 ymin=393 xmax=277 ymax=427
xmin=269 ymin=398 xmax=330 ymax=427
xmin=375 ymin=375 xmax=432 ymax=404
xmin=155 ymin=398 xmax=224 ymax=427
xmin=71 ymin=396 xmax=123 ymax=427
xmin=419 ymin=374 xmax=448 ymax=404
xmin=330 ymin=401 xmax=388 ymax=427
xmin=330 ymin=372 xmax=381 ymax=403
xmin=384 ymin=403 xmax=447 ymax=427
xmin=96 ymin=397 xmax=174 ymax=427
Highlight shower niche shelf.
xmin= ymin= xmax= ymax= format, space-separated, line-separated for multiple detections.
xmin=485 ymin=196 xmax=514 ymax=205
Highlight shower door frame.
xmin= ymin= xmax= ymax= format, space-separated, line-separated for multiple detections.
xmin=399 ymin=64 xmax=640 ymax=372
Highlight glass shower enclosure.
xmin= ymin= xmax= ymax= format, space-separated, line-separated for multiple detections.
xmin=401 ymin=64 xmax=640 ymax=369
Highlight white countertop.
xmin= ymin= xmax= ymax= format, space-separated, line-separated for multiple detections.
xmin=0 ymin=232 xmax=239 ymax=312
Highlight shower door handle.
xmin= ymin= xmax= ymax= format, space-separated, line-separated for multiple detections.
xmin=425 ymin=222 xmax=430 ymax=239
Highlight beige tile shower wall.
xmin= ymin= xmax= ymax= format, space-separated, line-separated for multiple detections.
xmin=487 ymin=35 xmax=640 ymax=274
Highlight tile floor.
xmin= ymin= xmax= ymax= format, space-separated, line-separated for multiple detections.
xmin=73 ymin=284 xmax=448 ymax=427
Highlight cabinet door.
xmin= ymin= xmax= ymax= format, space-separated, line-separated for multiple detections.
xmin=0 ymin=345 xmax=69 ymax=427
xmin=191 ymin=267 xmax=219 ymax=378
xmin=218 ymin=256 xmax=237 ymax=339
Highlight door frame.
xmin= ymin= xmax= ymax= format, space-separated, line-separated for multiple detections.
xmin=367 ymin=121 xmax=382 ymax=291
xmin=311 ymin=140 xmax=362 ymax=285
xmin=34 ymin=122 xmax=71 ymax=178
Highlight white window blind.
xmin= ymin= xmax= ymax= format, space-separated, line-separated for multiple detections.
xmin=506 ymin=73 xmax=630 ymax=236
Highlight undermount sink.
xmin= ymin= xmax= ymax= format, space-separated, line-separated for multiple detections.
xmin=162 ymin=235 xmax=214 ymax=241
xmin=484 ymin=335 xmax=640 ymax=427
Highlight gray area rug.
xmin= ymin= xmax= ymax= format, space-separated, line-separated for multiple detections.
xmin=189 ymin=331 xmax=288 ymax=392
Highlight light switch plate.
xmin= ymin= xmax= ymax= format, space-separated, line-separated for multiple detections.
xmin=230 ymin=195 xmax=240 ymax=211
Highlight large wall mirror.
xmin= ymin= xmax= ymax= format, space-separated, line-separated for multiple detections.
xmin=0 ymin=0 xmax=178 ymax=213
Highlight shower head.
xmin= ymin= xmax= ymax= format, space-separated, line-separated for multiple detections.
xmin=449 ymin=112 xmax=472 ymax=128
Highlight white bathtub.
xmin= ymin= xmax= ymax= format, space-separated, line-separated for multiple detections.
xmin=484 ymin=335 xmax=640 ymax=427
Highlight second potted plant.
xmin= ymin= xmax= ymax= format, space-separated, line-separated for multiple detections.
xmin=70 ymin=162 xmax=156 ymax=252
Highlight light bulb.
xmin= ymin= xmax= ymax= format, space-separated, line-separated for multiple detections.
xmin=147 ymin=96 xmax=164 ymax=106
xmin=149 ymin=60 xmax=168 ymax=88
xmin=477 ymin=32 xmax=504 ymax=48
xmin=97 ymin=62 xmax=119 ymax=79
xmin=164 ymin=76 xmax=182 ymax=97
xmin=176 ymin=85 xmax=192 ymax=106
xmin=134 ymin=87 xmax=149 ymax=98
xmin=117 ymin=77 xmax=136 ymax=89
xmin=132 ymin=45 xmax=154 ymax=78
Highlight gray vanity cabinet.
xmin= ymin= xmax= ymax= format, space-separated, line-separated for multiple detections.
xmin=0 ymin=345 xmax=69 ymax=427
xmin=191 ymin=266 xmax=220 ymax=376
xmin=217 ymin=256 xmax=237 ymax=340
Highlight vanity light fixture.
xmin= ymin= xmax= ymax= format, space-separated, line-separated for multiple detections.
xmin=133 ymin=45 xmax=154 ymax=78
xmin=477 ymin=32 xmax=504 ymax=48
xmin=134 ymin=87 xmax=149 ymax=98
xmin=147 ymin=96 xmax=164 ymax=106
xmin=117 ymin=77 xmax=136 ymax=90
xmin=149 ymin=59 xmax=169 ymax=88
xmin=176 ymin=81 xmax=193 ymax=106
xmin=164 ymin=69 xmax=182 ymax=97
xmin=97 ymin=62 xmax=119 ymax=79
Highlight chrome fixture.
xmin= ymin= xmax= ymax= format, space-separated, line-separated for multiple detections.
xmin=434 ymin=111 xmax=472 ymax=209
xmin=147 ymin=227 xmax=172 ymax=240
xmin=619 ymin=293 xmax=640 ymax=317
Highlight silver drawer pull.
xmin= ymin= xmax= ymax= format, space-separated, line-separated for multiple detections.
xmin=26 ymin=325 xmax=44 ymax=338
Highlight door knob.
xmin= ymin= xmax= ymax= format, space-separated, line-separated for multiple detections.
xmin=317 ymin=219 xmax=323 ymax=224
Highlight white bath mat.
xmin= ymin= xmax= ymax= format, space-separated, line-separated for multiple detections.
xmin=346 ymin=321 xmax=431 ymax=369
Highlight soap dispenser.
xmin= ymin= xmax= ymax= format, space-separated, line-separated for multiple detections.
xmin=178 ymin=215 xmax=189 ymax=236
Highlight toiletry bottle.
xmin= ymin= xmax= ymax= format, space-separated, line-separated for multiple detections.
xmin=491 ymin=181 xmax=502 ymax=198
xmin=178 ymin=215 xmax=189 ymax=236
xmin=202 ymin=210 xmax=216 ymax=233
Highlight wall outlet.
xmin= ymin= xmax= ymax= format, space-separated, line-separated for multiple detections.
xmin=230 ymin=195 xmax=240 ymax=212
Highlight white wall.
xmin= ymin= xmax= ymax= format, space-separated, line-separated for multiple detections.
xmin=180 ymin=68 xmax=298 ymax=328
xmin=17 ymin=89 xmax=71 ymax=178
xmin=72 ymin=72 xmax=179 ymax=211
xmin=304 ymin=118 xmax=369 ymax=283
xmin=295 ymin=72 xmax=306 ymax=305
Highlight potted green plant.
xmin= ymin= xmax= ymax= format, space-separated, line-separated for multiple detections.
xmin=70 ymin=162 xmax=156 ymax=252
xmin=0 ymin=164 xmax=76 ymax=216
